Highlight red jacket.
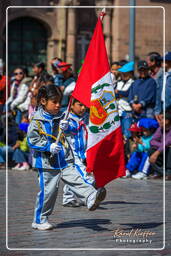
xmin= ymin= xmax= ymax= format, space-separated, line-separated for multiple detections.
xmin=0 ymin=76 xmax=9 ymax=105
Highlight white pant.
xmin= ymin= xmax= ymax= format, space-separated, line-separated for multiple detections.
xmin=34 ymin=164 xmax=96 ymax=224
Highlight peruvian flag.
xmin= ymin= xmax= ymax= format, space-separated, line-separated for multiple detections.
xmin=72 ymin=14 xmax=125 ymax=187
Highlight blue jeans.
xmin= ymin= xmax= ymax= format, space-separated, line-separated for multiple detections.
xmin=0 ymin=146 xmax=14 ymax=163
xmin=12 ymin=148 xmax=29 ymax=163
xmin=120 ymin=111 xmax=132 ymax=139
xmin=15 ymin=110 xmax=22 ymax=125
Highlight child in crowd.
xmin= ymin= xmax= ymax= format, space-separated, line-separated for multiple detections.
xmin=12 ymin=122 xmax=30 ymax=171
xmin=149 ymin=108 xmax=171 ymax=180
xmin=62 ymin=98 xmax=94 ymax=207
xmin=27 ymin=84 xmax=106 ymax=230
xmin=125 ymin=118 xmax=158 ymax=180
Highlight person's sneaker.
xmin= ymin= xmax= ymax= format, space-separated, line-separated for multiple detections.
xmin=87 ymin=187 xmax=106 ymax=211
xmin=32 ymin=222 xmax=53 ymax=230
xmin=17 ymin=165 xmax=30 ymax=171
xmin=63 ymin=201 xmax=82 ymax=207
xmin=132 ymin=172 xmax=147 ymax=180
xmin=12 ymin=164 xmax=22 ymax=170
xmin=122 ymin=169 xmax=131 ymax=178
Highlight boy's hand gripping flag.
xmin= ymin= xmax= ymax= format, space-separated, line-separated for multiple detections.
xmin=72 ymin=11 xmax=126 ymax=187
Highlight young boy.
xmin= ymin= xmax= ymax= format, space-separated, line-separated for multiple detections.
xmin=62 ymin=98 xmax=95 ymax=207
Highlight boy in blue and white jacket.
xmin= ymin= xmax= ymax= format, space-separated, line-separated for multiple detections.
xmin=62 ymin=98 xmax=94 ymax=207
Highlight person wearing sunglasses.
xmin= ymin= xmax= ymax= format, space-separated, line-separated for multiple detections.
xmin=6 ymin=67 xmax=32 ymax=124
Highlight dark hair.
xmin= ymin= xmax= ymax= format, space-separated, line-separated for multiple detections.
xmin=36 ymin=84 xmax=63 ymax=109
xmin=111 ymin=61 xmax=120 ymax=66
xmin=33 ymin=62 xmax=45 ymax=70
xmin=119 ymin=60 xmax=128 ymax=67
xmin=72 ymin=98 xmax=81 ymax=105
xmin=147 ymin=52 xmax=161 ymax=67
xmin=13 ymin=67 xmax=25 ymax=75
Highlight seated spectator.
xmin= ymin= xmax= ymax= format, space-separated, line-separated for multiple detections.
xmin=128 ymin=60 xmax=157 ymax=120
xmin=12 ymin=122 xmax=30 ymax=171
xmin=124 ymin=118 xmax=158 ymax=180
xmin=114 ymin=61 xmax=135 ymax=140
xmin=10 ymin=68 xmax=32 ymax=124
xmin=0 ymin=114 xmax=18 ymax=168
xmin=149 ymin=108 xmax=171 ymax=180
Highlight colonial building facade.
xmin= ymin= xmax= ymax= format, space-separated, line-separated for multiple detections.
xmin=0 ymin=0 xmax=171 ymax=74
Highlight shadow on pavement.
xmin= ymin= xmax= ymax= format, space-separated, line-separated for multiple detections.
xmin=101 ymin=200 xmax=149 ymax=205
xmin=55 ymin=218 xmax=112 ymax=231
xmin=120 ymin=222 xmax=163 ymax=229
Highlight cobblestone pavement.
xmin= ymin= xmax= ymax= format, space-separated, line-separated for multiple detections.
xmin=0 ymin=168 xmax=170 ymax=256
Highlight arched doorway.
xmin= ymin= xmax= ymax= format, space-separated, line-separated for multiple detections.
xmin=8 ymin=17 xmax=48 ymax=74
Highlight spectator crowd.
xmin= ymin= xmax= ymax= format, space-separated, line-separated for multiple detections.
xmin=0 ymin=51 xmax=171 ymax=180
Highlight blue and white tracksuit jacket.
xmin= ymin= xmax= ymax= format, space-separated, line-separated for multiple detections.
xmin=62 ymin=112 xmax=94 ymax=205
xmin=27 ymin=107 xmax=74 ymax=170
xmin=126 ymin=135 xmax=152 ymax=175
xmin=65 ymin=112 xmax=94 ymax=184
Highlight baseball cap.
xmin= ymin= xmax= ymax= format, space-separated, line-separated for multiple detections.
xmin=137 ymin=60 xmax=149 ymax=70
xmin=57 ymin=62 xmax=72 ymax=72
xmin=118 ymin=61 xmax=134 ymax=72
xmin=128 ymin=123 xmax=143 ymax=132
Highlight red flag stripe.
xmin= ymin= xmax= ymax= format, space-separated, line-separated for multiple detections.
xmin=72 ymin=18 xmax=110 ymax=107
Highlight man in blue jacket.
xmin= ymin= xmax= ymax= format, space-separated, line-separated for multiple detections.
xmin=154 ymin=52 xmax=171 ymax=122
xmin=128 ymin=60 xmax=157 ymax=120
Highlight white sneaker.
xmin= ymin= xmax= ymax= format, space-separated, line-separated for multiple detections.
xmin=87 ymin=187 xmax=106 ymax=211
xmin=12 ymin=164 xmax=21 ymax=170
xmin=17 ymin=165 xmax=30 ymax=171
xmin=132 ymin=172 xmax=147 ymax=180
xmin=122 ymin=169 xmax=131 ymax=178
xmin=32 ymin=222 xmax=53 ymax=230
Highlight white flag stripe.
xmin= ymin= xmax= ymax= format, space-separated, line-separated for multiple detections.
xmin=87 ymin=72 xmax=121 ymax=150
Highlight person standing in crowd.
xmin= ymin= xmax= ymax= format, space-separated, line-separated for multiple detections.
xmin=128 ymin=60 xmax=157 ymax=120
xmin=50 ymin=57 xmax=64 ymax=90
xmin=154 ymin=52 xmax=171 ymax=123
xmin=27 ymin=84 xmax=106 ymax=230
xmin=114 ymin=61 xmax=135 ymax=140
xmin=146 ymin=52 xmax=162 ymax=79
xmin=28 ymin=62 xmax=53 ymax=119
xmin=110 ymin=61 xmax=121 ymax=85
xmin=149 ymin=108 xmax=171 ymax=180
xmin=57 ymin=62 xmax=76 ymax=111
xmin=0 ymin=64 xmax=9 ymax=114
